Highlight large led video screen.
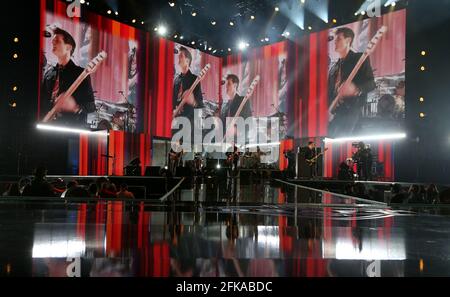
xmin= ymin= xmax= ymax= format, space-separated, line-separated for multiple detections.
xmin=38 ymin=0 xmax=147 ymax=133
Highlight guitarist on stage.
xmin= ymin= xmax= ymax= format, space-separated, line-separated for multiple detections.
xmin=41 ymin=28 xmax=96 ymax=127
xmin=304 ymin=142 xmax=318 ymax=178
xmin=173 ymin=46 xmax=204 ymax=120
xmin=328 ymin=27 xmax=376 ymax=137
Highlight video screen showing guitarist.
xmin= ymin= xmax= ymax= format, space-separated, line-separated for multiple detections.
xmin=173 ymin=46 xmax=204 ymax=121
xmin=40 ymin=28 xmax=96 ymax=128
xmin=220 ymin=74 xmax=253 ymax=142
xmin=328 ymin=27 xmax=376 ymax=138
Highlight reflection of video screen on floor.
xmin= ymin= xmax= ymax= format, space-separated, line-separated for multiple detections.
xmin=39 ymin=0 xmax=143 ymax=132
xmin=328 ymin=10 xmax=406 ymax=138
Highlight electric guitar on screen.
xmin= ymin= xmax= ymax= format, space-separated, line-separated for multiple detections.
xmin=173 ymin=63 xmax=211 ymax=117
xmin=42 ymin=51 xmax=107 ymax=123
xmin=328 ymin=26 xmax=388 ymax=122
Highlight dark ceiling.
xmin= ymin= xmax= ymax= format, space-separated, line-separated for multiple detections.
xmin=73 ymin=0 xmax=408 ymax=56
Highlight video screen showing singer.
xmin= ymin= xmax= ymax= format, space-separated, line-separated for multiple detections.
xmin=40 ymin=28 xmax=96 ymax=128
xmin=328 ymin=27 xmax=376 ymax=138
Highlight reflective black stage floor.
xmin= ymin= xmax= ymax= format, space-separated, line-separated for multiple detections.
xmin=1 ymin=179 xmax=450 ymax=277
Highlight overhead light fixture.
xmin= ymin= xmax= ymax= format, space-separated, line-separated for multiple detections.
xmin=168 ymin=1 xmax=175 ymax=7
xmin=115 ymin=11 xmax=118 ymax=16
xmin=157 ymin=25 xmax=167 ymax=36
xmin=238 ymin=40 xmax=248 ymax=50
xmin=308 ymin=26 xmax=312 ymax=30
xmin=250 ymin=15 xmax=255 ymax=20
xmin=211 ymin=21 xmax=216 ymax=25
xmin=174 ymin=34 xmax=178 ymax=39
xmin=208 ymin=47 xmax=212 ymax=51
xmin=275 ymin=7 xmax=279 ymax=12
xmin=107 ymin=10 xmax=111 ymax=14
xmin=324 ymin=133 xmax=407 ymax=143
xmin=141 ymin=21 xmax=144 ymax=25
xmin=132 ymin=19 xmax=136 ymax=23
xmin=191 ymin=11 xmax=197 ymax=17
xmin=191 ymin=41 xmax=195 ymax=45
xmin=229 ymin=21 xmax=234 ymax=26
xmin=332 ymin=19 xmax=337 ymax=24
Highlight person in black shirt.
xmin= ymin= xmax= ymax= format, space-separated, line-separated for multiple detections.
xmin=328 ymin=27 xmax=376 ymax=137
xmin=41 ymin=28 xmax=95 ymax=128
xmin=173 ymin=46 xmax=204 ymax=120
xmin=22 ymin=166 xmax=55 ymax=197
xmin=304 ymin=141 xmax=317 ymax=178
xmin=283 ymin=149 xmax=296 ymax=178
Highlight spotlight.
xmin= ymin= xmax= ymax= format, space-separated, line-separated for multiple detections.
xmin=282 ymin=31 xmax=290 ymax=37
xmin=191 ymin=11 xmax=197 ymax=17
xmin=421 ymin=50 xmax=426 ymax=56
xmin=115 ymin=11 xmax=118 ymax=16
xmin=419 ymin=97 xmax=424 ymax=102
xmin=308 ymin=26 xmax=312 ymax=30
xmin=107 ymin=10 xmax=111 ymax=14
xmin=9 ymin=101 xmax=17 ymax=108
xmin=361 ymin=11 xmax=366 ymax=16
xmin=13 ymin=37 xmax=19 ymax=43
xmin=141 ymin=21 xmax=144 ymax=25
xmin=212 ymin=49 xmax=217 ymax=53
xmin=180 ymin=35 xmax=184 ymax=40
xmin=13 ymin=53 xmax=18 ymax=59
xmin=301 ymin=0 xmax=305 ymax=3
xmin=154 ymin=27 xmax=158 ymax=31
xmin=332 ymin=19 xmax=337 ymax=24
xmin=238 ymin=40 xmax=248 ymax=50
xmin=174 ymin=34 xmax=178 ymax=38
xmin=157 ymin=26 xmax=167 ymax=36
xmin=260 ymin=39 xmax=264 ymax=42
xmin=216 ymin=164 xmax=221 ymax=169
xmin=419 ymin=112 xmax=426 ymax=118
xmin=132 ymin=19 xmax=136 ymax=23
xmin=80 ymin=0 xmax=85 ymax=4
xmin=420 ymin=66 xmax=426 ymax=71
xmin=228 ymin=48 xmax=231 ymax=52
xmin=168 ymin=1 xmax=175 ymax=7
xmin=208 ymin=47 xmax=212 ymax=51
xmin=211 ymin=21 xmax=216 ymax=25
xmin=250 ymin=15 xmax=255 ymax=20
xmin=191 ymin=41 xmax=195 ymax=45
xmin=229 ymin=21 xmax=234 ymax=26
xmin=265 ymin=37 xmax=269 ymax=42
xmin=275 ymin=7 xmax=279 ymax=12
xmin=12 ymin=86 xmax=18 ymax=92
xmin=164 ymin=166 xmax=168 ymax=170
xmin=391 ymin=2 xmax=396 ymax=7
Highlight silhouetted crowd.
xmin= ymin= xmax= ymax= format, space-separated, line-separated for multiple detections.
xmin=2 ymin=166 xmax=135 ymax=199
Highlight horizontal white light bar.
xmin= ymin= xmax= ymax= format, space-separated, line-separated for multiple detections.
xmin=324 ymin=133 xmax=406 ymax=143
xmin=36 ymin=124 xmax=108 ymax=136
